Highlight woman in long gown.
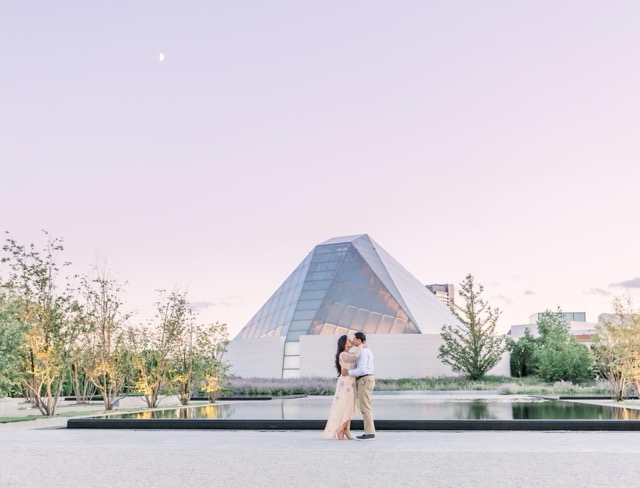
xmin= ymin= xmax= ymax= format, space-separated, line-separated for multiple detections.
xmin=322 ymin=335 xmax=363 ymax=440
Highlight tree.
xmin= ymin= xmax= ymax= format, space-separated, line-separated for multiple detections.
xmin=78 ymin=263 xmax=132 ymax=410
xmin=1 ymin=231 xmax=80 ymax=415
xmin=0 ymin=292 xmax=26 ymax=397
xmin=592 ymin=295 xmax=640 ymax=401
xmin=438 ymin=274 xmax=506 ymax=380
xmin=197 ymin=321 xmax=230 ymax=403
xmin=507 ymin=328 xmax=538 ymax=378
xmin=533 ymin=309 xmax=594 ymax=384
xmin=130 ymin=290 xmax=190 ymax=408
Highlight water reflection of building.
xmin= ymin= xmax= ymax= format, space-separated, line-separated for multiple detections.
xmin=226 ymin=234 xmax=510 ymax=379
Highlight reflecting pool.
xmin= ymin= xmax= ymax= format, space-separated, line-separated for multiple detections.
xmin=101 ymin=396 xmax=640 ymax=421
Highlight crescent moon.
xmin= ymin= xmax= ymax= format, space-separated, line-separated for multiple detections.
xmin=159 ymin=53 xmax=165 ymax=62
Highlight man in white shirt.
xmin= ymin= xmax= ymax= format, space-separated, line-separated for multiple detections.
xmin=342 ymin=331 xmax=375 ymax=440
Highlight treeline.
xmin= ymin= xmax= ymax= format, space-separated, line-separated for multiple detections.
xmin=508 ymin=301 xmax=640 ymax=401
xmin=0 ymin=231 xmax=230 ymax=415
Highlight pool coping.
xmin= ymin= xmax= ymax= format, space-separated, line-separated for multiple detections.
xmin=66 ymin=417 xmax=640 ymax=431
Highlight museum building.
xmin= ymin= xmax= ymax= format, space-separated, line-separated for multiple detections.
xmin=225 ymin=234 xmax=510 ymax=378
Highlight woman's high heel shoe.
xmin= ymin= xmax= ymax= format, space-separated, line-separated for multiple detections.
xmin=337 ymin=429 xmax=345 ymax=440
xmin=344 ymin=431 xmax=353 ymax=440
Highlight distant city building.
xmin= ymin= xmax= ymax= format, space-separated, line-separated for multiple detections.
xmin=528 ymin=312 xmax=586 ymax=324
xmin=426 ymin=284 xmax=455 ymax=310
xmin=510 ymin=311 xmax=595 ymax=345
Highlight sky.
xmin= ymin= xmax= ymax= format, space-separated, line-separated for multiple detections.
xmin=1 ymin=1 xmax=639 ymax=337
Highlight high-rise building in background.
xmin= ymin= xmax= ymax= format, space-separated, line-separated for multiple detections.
xmin=426 ymin=283 xmax=455 ymax=310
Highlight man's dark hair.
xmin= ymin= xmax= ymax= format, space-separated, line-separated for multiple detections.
xmin=354 ymin=332 xmax=366 ymax=342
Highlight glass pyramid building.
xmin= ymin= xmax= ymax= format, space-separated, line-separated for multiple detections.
xmin=236 ymin=234 xmax=459 ymax=344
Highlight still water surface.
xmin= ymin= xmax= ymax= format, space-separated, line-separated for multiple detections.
xmin=103 ymin=396 xmax=640 ymax=421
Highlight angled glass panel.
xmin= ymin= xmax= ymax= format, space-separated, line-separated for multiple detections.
xmin=378 ymin=315 xmax=394 ymax=334
xmin=352 ymin=309 xmax=369 ymax=330
xmin=298 ymin=289 xmax=327 ymax=301
xmin=338 ymin=306 xmax=358 ymax=328
xmin=326 ymin=302 xmax=345 ymax=324
xmin=302 ymin=280 xmax=333 ymax=291
xmin=289 ymin=320 xmax=312 ymax=331
xmin=292 ymin=309 xmax=317 ymax=321
xmin=296 ymin=299 xmax=323 ymax=311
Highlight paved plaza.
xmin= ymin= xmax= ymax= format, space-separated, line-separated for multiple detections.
xmin=2 ymin=397 xmax=640 ymax=487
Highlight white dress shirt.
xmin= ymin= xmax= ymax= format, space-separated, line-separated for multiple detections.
xmin=349 ymin=347 xmax=374 ymax=377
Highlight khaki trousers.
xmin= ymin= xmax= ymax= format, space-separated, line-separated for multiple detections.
xmin=356 ymin=375 xmax=376 ymax=435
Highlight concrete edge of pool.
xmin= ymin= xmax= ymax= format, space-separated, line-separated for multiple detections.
xmin=65 ymin=418 xmax=640 ymax=431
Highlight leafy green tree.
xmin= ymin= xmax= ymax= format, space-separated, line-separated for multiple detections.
xmin=507 ymin=328 xmax=538 ymax=378
xmin=130 ymin=290 xmax=191 ymax=408
xmin=533 ymin=309 xmax=594 ymax=384
xmin=1 ymin=232 xmax=81 ymax=415
xmin=0 ymin=292 xmax=26 ymax=397
xmin=438 ymin=274 xmax=506 ymax=380
xmin=171 ymin=319 xmax=230 ymax=405
xmin=592 ymin=295 xmax=640 ymax=401
xmin=198 ymin=321 xmax=230 ymax=402
xmin=78 ymin=263 xmax=132 ymax=410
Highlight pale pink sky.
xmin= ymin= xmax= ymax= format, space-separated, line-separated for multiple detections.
xmin=1 ymin=1 xmax=639 ymax=336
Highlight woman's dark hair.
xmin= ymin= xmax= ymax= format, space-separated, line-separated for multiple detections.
xmin=334 ymin=335 xmax=348 ymax=377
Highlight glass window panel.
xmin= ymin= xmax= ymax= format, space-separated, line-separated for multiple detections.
xmin=334 ymin=262 xmax=352 ymax=281
xmin=309 ymin=260 xmax=341 ymax=272
xmin=302 ymin=280 xmax=333 ymax=291
xmin=273 ymin=291 xmax=286 ymax=314
xmin=354 ymin=253 xmax=365 ymax=265
xmin=285 ymin=331 xmax=306 ymax=342
xmin=313 ymin=303 xmax=330 ymax=323
xmin=320 ymin=323 xmax=336 ymax=335
xmin=332 ymin=326 xmax=348 ymax=336
xmin=284 ymin=304 xmax=296 ymax=324
xmin=284 ymin=342 xmax=300 ymax=355
xmin=335 ymin=282 xmax=355 ymax=303
xmin=326 ymin=303 xmax=345 ymax=324
xmin=338 ymin=306 xmax=358 ymax=328
xmin=356 ymin=265 xmax=374 ymax=287
xmin=299 ymin=289 xmax=327 ymax=301
xmin=266 ymin=295 xmax=278 ymax=316
xmin=313 ymin=252 xmax=343 ymax=262
xmin=396 ymin=309 xmax=409 ymax=321
xmin=275 ymin=307 xmax=288 ymax=326
xmin=404 ymin=321 xmax=419 ymax=334
xmin=296 ymin=299 xmax=323 ymax=310
xmin=391 ymin=317 xmax=407 ymax=334
xmin=283 ymin=286 xmax=296 ymax=307
xmin=309 ymin=321 xmax=324 ymax=334
xmin=344 ymin=248 xmax=357 ymax=262
xmin=365 ymin=312 xmax=382 ymax=333
xmin=325 ymin=282 xmax=343 ymax=302
xmin=363 ymin=288 xmax=379 ymax=311
xmin=378 ymin=315 xmax=395 ymax=334
xmin=283 ymin=356 xmax=300 ymax=369
xmin=306 ymin=270 xmax=336 ymax=281
xmin=292 ymin=309 xmax=317 ymax=321
xmin=352 ymin=309 xmax=369 ymax=330
xmin=352 ymin=286 xmax=368 ymax=306
xmin=346 ymin=263 xmax=364 ymax=284
xmin=289 ymin=320 xmax=312 ymax=331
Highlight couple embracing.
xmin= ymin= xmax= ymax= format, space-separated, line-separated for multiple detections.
xmin=322 ymin=332 xmax=376 ymax=441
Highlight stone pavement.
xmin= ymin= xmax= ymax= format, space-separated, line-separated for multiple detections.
xmin=2 ymin=396 xmax=640 ymax=487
